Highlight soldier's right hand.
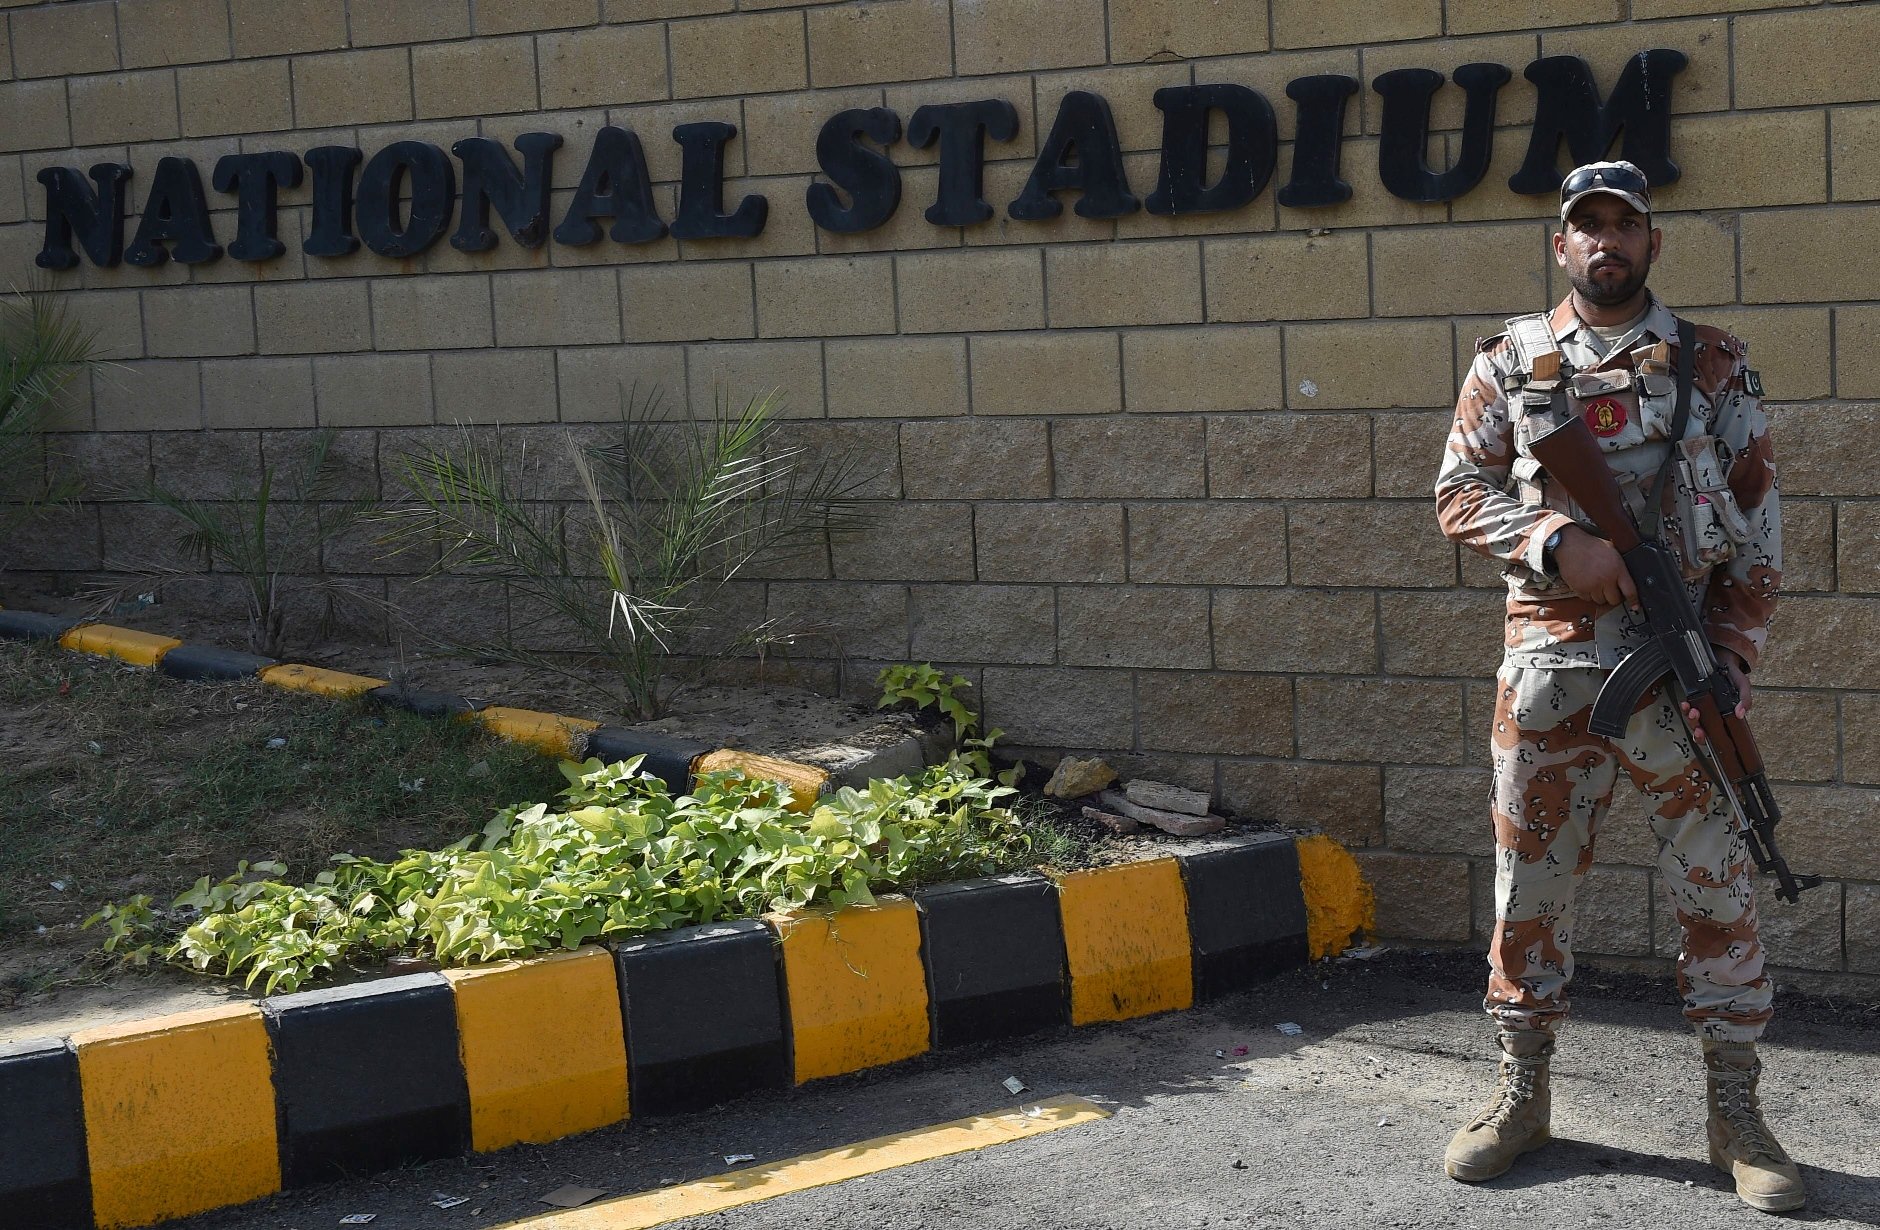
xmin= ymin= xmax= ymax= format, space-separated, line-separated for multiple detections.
xmin=1553 ymin=525 xmax=1640 ymax=611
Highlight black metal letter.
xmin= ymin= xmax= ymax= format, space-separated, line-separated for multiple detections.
xmin=1009 ymin=90 xmax=1138 ymax=221
xmin=806 ymin=107 xmax=903 ymax=234
xmin=35 ymin=163 xmax=130 ymax=270
xmin=554 ymin=126 xmax=667 ymax=246
xmin=671 ymin=122 xmax=767 ymax=240
xmin=1510 ymin=50 xmax=1688 ymax=195
xmin=212 ymin=151 xmax=303 ymax=262
xmin=125 ymin=157 xmax=221 ymax=267
xmin=1146 ymin=83 xmax=1277 ymax=216
xmin=906 ymin=98 xmax=1020 ymax=226
xmin=452 ymin=132 xmax=562 ymax=251
xmin=1277 ymin=74 xmax=1359 ymax=209
xmin=304 ymin=146 xmax=362 ymax=258
xmin=356 ymin=141 xmax=456 ymax=258
xmin=1374 ymin=63 xmax=1511 ymax=203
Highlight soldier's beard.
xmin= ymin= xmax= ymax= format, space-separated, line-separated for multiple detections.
xmin=1570 ymin=256 xmax=1651 ymax=307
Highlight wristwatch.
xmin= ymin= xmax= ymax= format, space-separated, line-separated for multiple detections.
xmin=1542 ymin=528 xmax=1564 ymax=571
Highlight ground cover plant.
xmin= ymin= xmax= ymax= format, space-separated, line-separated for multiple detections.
xmin=95 ymin=757 xmax=1040 ymax=995
xmin=0 ymin=638 xmax=566 ymax=1005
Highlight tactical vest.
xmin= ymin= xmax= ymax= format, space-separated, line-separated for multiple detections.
xmin=1495 ymin=310 xmax=1753 ymax=578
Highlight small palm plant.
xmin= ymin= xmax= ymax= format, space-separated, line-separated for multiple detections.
xmin=98 ymin=429 xmax=384 ymax=657
xmin=0 ymin=283 xmax=102 ymax=551
xmin=383 ymin=387 xmax=871 ymax=720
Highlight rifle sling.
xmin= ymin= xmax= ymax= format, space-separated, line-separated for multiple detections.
xmin=1639 ymin=317 xmax=1696 ymax=540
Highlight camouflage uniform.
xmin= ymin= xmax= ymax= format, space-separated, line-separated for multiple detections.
xmin=1435 ymin=293 xmax=1782 ymax=1042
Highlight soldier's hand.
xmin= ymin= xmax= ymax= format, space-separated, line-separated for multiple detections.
xmin=1680 ymin=651 xmax=1751 ymax=742
xmin=1552 ymin=525 xmax=1639 ymax=611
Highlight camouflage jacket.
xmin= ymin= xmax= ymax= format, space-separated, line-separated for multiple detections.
xmin=1435 ymin=293 xmax=1781 ymax=672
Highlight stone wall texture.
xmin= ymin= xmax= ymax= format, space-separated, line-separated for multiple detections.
xmin=3 ymin=0 xmax=1877 ymax=991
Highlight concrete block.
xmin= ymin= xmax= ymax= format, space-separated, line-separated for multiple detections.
xmin=755 ymin=255 xmax=896 ymax=338
xmin=953 ymin=0 xmax=1106 ymax=76
xmin=980 ymin=665 xmax=1134 ymax=748
xmin=620 ymin=262 xmax=754 ymax=344
xmin=263 ymin=975 xmax=471 ymax=1187
xmin=1289 ymin=502 xmax=1456 ymax=587
xmin=11 ymin=3 xmax=119 ymax=77
xmin=1297 ymin=677 xmax=1464 ymax=765
xmin=144 ymin=286 xmax=255 ymax=359
xmin=1219 ymin=761 xmax=1383 ymax=846
xmin=1124 ymin=326 xmax=1283 ymax=413
xmin=94 ymin=360 xmax=202 ymax=432
xmin=1127 ymin=504 xmax=1285 ymax=586
xmin=372 ymin=276 xmax=494 ymax=351
xmin=1736 ymin=6 xmax=1880 ymax=109
xmin=350 ymin=1 xmax=472 ymax=44
xmin=613 ymin=921 xmax=789 ymax=1114
xmin=70 ymin=72 xmax=180 ymax=145
xmin=670 ymin=10 xmax=806 ymax=99
xmin=433 ymin=349 xmax=559 ymax=425
xmin=413 ymin=36 xmax=538 ymax=119
xmin=909 ymin=583 xmax=1054 ymax=663
xmin=895 ymin=248 xmax=1044 ymax=334
xmin=686 ymin=340 xmax=825 ymax=419
xmin=1046 ymin=240 xmax=1202 ymax=328
xmin=479 ymin=0 xmax=599 ymax=34
xmin=1136 ymin=671 xmax=1293 ymax=756
xmin=0 ymin=1037 xmax=90 ymax=1230
xmin=915 ymin=873 xmax=1067 ymax=1046
xmin=825 ymin=336 xmax=967 ymax=419
xmin=834 ymin=502 xmax=973 ymax=580
xmin=1178 ymin=836 xmax=1310 ymax=999
xmin=976 ymin=502 xmax=1125 ymax=582
xmin=1052 ymin=416 xmax=1204 ymax=498
xmin=1057 ymin=584 xmax=1210 ymax=669
xmin=807 ymin=0 xmax=953 ymax=88
xmin=179 ymin=59 xmax=294 ymax=137
xmin=1208 ymin=413 xmax=1370 ymax=498
xmin=201 ymin=358 xmax=316 ymax=430
xmin=1204 ymin=231 xmax=1369 ymax=323
xmin=1355 ymin=851 xmax=1471 ymax=941
xmin=255 ymin=281 xmax=373 ymax=355
xmin=314 ymin=353 xmax=434 ymax=428
xmin=538 ymin=24 xmax=669 ymax=109
xmin=972 ymin=332 xmax=1122 ymax=416
xmin=494 ymin=269 xmax=622 ymax=347
xmin=231 ymin=0 xmax=347 ymax=56
xmin=291 ymin=48 xmax=413 ymax=129
xmin=1110 ymin=0 xmax=1270 ymax=60
xmin=1274 ymin=0 xmax=1437 ymax=46
xmin=900 ymin=418 xmax=1049 ymax=499
xmin=119 ymin=0 xmax=232 ymax=67
xmin=557 ymin=343 xmax=688 ymax=421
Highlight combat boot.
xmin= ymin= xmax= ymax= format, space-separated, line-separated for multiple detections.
xmin=1444 ymin=1029 xmax=1553 ymax=1182
xmin=1704 ymin=1040 xmax=1806 ymax=1213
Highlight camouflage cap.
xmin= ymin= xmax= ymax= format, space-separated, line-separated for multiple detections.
xmin=1559 ymin=160 xmax=1651 ymax=222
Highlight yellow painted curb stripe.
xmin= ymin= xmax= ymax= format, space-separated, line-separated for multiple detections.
xmin=694 ymin=748 xmax=827 ymax=813
xmin=498 ymin=1095 xmax=1110 ymax=1230
xmin=259 ymin=662 xmax=387 ymax=697
xmin=1052 ymin=858 xmax=1194 ymax=1025
xmin=1295 ymin=834 xmax=1374 ymax=960
xmin=444 ymin=947 xmax=631 ymax=1153
xmin=769 ymin=897 xmax=930 ymax=1084
xmin=71 ymin=1003 xmax=281 ymax=1230
xmin=479 ymin=706 xmax=602 ymax=757
xmin=59 ymin=623 xmax=182 ymax=668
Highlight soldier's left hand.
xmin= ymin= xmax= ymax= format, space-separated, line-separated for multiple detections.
xmin=1679 ymin=651 xmax=1751 ymax=742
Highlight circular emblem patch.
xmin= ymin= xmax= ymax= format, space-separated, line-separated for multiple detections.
xmin=1584 ymin=396 xmax=1629 ymax=438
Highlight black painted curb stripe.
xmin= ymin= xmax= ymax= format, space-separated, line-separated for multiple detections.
xmin=586 ymin=727 xmax=714 ymax=795
xmin=0 ymin=1037 xmax=92 ymax=1230
xmin=157 ymin=643 xmax=278 ymax=682
xmin=915 ymin=872 xmax=1070 ymax=1048
xmin=1176 ymin=835 xmax=1311 ymax=1002
xmin=367 ymin=683 xmax=484 ymax=717
xmin=263 ymin=973 xmax=471 ymax=1190
xmin=613 ymin=921 xmax=792 ymax=1117
xmin=0 ymin=610 xmax=82 ymax=642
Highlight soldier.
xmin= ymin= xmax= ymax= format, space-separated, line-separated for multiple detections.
xmin=1432 ymin=160 xmax=1801 ymax=1213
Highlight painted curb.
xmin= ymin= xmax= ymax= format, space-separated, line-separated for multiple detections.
xmin=2 ymin=606 xmax=841 ymax=809
xmin=264 ymin=974 xmax=471 ymax=1189
xmin=915 ymin=873 xmax=1068 ymax=1047
xmin=0 ymin=833 xmax=1360 ymax=1230
xmin=0 ymin=1037 xmax=90 ymax=1230
xmin=157 ymin=644 xmax=277 ymax=682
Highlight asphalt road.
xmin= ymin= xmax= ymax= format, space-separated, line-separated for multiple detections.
xmin=173 ymin=950 xmax=1880 ymax=1230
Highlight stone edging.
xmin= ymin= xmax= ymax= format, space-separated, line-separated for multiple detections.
xmin=0 ymin=607 xmax=1370 ymax=1230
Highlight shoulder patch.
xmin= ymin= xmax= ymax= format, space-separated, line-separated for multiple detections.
xmin=1744 ymin=368 xmax=1765 ymax=398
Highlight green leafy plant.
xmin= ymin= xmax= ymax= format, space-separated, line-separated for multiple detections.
xmin=0 ymin=281 xmax=103 ymax=551
xmin=90 ymin=758 xmax=1029 ymax=995
xmin=382 ymin=388 xmax=872 ymax=720
xmin=876 ymin=663 xmax=1023 ymax=787
xmin=93 ymin=428 xmax=383 ymax=657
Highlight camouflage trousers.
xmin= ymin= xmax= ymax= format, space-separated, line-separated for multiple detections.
xmin=1486 ymin=663 xmax=1772 ymax=1043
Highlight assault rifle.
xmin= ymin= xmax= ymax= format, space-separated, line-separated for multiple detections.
xmin=1527 ymin=414 xmax=1822 ymax=904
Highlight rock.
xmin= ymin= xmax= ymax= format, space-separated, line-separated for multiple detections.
xmin=1096 ymin=789 xmax=1227 ymax=837
xmin=1081 ymin=806 xmax=1140 ymax=835
xmin=1124 ymin=778 xmax=1212 ymax=816
xmin=1044 ymin=755 xmax=1118 ymax=799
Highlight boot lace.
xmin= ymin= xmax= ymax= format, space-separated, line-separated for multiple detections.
xmin=1712 ymin=1066 xmax=1784 ymax=1162
xmin=1475 ymin=1053 xmax=1545 ymax=1129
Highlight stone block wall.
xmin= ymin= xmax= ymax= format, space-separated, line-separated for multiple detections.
xmin=1 ymin=0 xmax=1876 ymax=988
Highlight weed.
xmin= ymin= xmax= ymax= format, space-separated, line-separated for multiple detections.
xmin=0 ymin=280 xmax=102 ymax=554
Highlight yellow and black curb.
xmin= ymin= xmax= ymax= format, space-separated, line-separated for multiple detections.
xmin=0 ymin=609 xmax=1376 ymax=1230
